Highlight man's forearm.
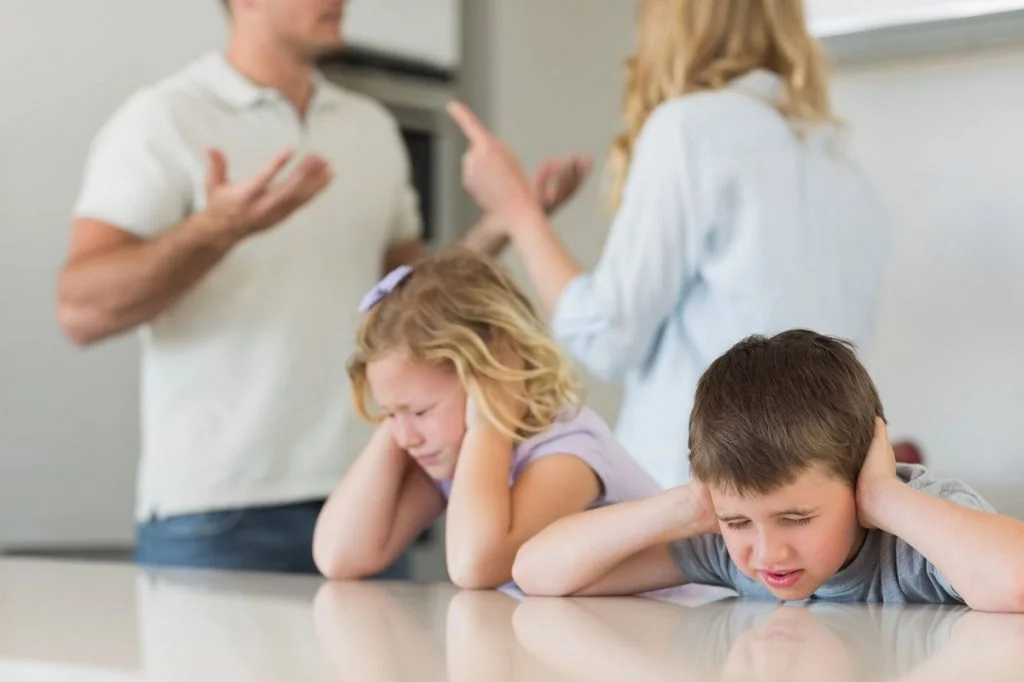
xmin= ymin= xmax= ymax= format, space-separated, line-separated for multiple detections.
xmin=458 ymin=213 xmax=510 ymax=257
xmin=57 ymin=212 xmax=237 ymax=345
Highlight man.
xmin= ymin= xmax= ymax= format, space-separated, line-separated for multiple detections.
xmin=57 ymin=0 xmax=589 ymax=575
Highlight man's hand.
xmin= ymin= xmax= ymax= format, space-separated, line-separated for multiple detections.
xmin=464 ymin=154 xmax=593 ymax=253
xmin=201 ymin=148 xmax=333 ymax=245
xmin=856 ymin=417 xmax=900 ymax=529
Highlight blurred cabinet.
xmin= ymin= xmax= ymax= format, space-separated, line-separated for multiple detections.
xmin=807 ymin=0 xmax=1024 ymax=62
xmin=343 ymin=0 xmax=461 ymax=73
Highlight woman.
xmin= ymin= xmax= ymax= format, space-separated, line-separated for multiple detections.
xmin=448 ymin=0 xmax=888 ymax=487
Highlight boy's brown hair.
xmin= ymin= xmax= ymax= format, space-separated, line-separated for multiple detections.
xmin=689 ymin=330 xmax=885 ymax=494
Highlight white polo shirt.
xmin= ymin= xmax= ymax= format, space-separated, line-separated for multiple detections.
xmin=73 ymin=52 xmax=421 ymax=520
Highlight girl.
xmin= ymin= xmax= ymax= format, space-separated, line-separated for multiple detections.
xmin=312 ymin=249 xmax=660 ymax=588
xmin=448 ymin=0 xmax=889 ymax=489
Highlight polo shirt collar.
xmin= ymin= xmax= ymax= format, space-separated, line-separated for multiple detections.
xmin=189 ymin=51 xmax=343 ymax=111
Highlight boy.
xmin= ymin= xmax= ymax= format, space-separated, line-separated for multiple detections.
xmin=512 ymin=330 xmax=1024 ymax=612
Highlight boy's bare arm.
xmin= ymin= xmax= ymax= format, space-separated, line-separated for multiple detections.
xmin=859 ymin=419 xmax=1024 ymax=613
xmin=512 ymin=483 xmax=718 ymax=596
xmin=861 ymin=480 xmax=1024 ymax=613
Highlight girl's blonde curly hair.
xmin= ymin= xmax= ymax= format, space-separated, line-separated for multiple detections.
xmin=349 ymin=249 xmax=582 ymax=443
xmin=608 ymin=0 xmax=836 ymax=210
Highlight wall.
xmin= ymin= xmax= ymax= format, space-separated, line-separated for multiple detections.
xmin=467 ymin=0 xmax=638 ymax=424
xmin=345 ymin=0 xmax=462 ymax=69
xmin=0 ymin=1 xmax=227 ymax=547
xmin=831 ymin=45 xmax=1024 ymax=517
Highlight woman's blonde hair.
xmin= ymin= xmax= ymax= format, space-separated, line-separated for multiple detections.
xmin=349 ymin=249 xmax=582 ymax=443
xmin=608 ymin=0 xmax=835 ymax=209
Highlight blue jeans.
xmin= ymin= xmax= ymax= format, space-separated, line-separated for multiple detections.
xmin=134 ymin=499 xmax=411 ymax=578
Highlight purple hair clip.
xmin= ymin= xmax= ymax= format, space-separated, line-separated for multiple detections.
xmin=359 ymin=265 xmax=414 ymax=313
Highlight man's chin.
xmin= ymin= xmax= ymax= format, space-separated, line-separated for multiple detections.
xmin=319 ymin=38 xmax=344 ymax=53
xmin=301 ymin=37 xmax=343 ymax=60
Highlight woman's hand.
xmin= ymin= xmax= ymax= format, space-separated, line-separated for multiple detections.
xmin=532 ymin=154 xmax=592 ymax=215
xmin=467 ymin=154 xmax=592 ymax=250
xmin=448 ymin=101 xmax=542 ymax=223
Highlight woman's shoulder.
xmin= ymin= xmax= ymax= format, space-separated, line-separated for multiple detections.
xmin=647 ymin=88 xmax=761 ymax=123
xmin=642 ymin=86 xmax=793 ymax=149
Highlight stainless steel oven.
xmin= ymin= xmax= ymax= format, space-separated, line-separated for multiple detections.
xmin=320 ymin=63 xmax=466 ymax=251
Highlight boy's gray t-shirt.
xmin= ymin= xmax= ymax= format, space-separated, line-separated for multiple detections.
xmin=668 ymin=464 xmax=996 ymax=604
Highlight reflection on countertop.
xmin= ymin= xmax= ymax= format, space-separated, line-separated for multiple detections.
xmin=1 ymin=558 xmax=1022 ymax=681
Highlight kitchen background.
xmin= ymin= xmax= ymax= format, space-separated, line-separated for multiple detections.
xmin=2 ymin=0 xmax=1022 ymax=579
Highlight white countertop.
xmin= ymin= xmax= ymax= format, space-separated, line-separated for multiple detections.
xmin=1 ymin=558 xmax=1022 ymax=681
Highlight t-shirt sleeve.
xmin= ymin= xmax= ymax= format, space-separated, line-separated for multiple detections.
xmin=667 ymin=534 xmax=737 ymax=589
xmin=895 ymin=477 xmax=997 ymax=604
xmin=520 ymin=427 xmax=616 ymax=503
xmin=388 ymin=183 xmax=423 ymax=244
xmin=73 ymin=91 xmax=193 ymax=238
xmin=378 ymin=107 xmax=422 ymax=245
